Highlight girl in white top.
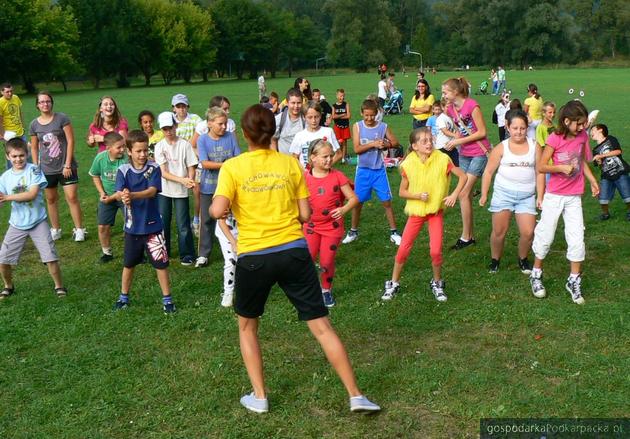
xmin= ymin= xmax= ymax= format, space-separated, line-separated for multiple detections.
xmin=289 ymin=101 xmax=341 ymax=168
xmin=479 ymin=109 xmax=544 ymax=274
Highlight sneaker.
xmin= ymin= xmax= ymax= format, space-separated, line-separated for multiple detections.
xmin=381 ymin=280 xmax=399 ymax=301
xmin=600 ymin=213 xmax=610 ymax=221
xmin=54 ymin=287 xmax=67 ymax=297
xmin=565 ymin=275 xmax=585 ymax=305
xmin=50 ymin=228 xmax=62 ymax=241
xmin=518 ymin=258 xmax=532 ymax=275
xmin=72 ymin=228 xmax=86 ymax=242
xmin=163 ymin=302 xmax=177 ymax=314
xmin=342 ymin=230 xmax=358 ymax=244
xmin=240 ymin=392 xmax=269 ymax=413
xmin=195 ymin=256 xmax=208 ymax=268
xmin=451 ymin=238 xmax=476 ymax=250
xmin=221 ymin=291 xmax=233 ymax=307
xmin=488 ymin=258 xmax=500 ymax=274
xmin=180 ymin=256 xmax=194 ymax=266
xmin=530 ymin=271 xmax=546 ymax=299
xmin=100 ymin=253 xmax=114 ymax=263
xmin=349 ymin=395 xmax=381 ymax=413
xmin=430 ymin=279 xmax=447 ymax=302
xmin=389 ymin=231 xmax=402 ymax=246
xmin=113 ymin=300 xmax=129 ymax=310
xmin=192 ymin=221 xmax=200 ymax=238
xmin=322 ymin=290 xmax=336 ymax=308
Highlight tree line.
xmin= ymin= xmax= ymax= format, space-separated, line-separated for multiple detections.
xmin=2 ymin=0 xmax=629 ymax=93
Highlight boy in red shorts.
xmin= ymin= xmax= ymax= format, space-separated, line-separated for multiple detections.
xmin=332 ymin=89 xmax=352 ymax=163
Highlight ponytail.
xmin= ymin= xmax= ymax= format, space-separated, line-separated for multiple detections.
xmin=442 ymin=77 xmax=469 ymax=98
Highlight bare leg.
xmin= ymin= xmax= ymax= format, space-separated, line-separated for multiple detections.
xmin=62 ymin=184 xmax=83 ymax=228
xmin=307 ymin=316 xmax=361 ymax=397
xmin=458 ymin=174 xmax=478 ymax=240
xmin=98 ymin=225 xmax=111 ymax=249
xmin=490 ymin=210 xmax=512 ymax=259
xmin=391 ymin=261 xmax=404 ymax=283
xmin=45 ymin=187 xmax=61 ymax=229
xmin=514 ymin=213 xmax=536 ymax=259
xmin=46 ymin=261 xmax=63 ymax=288
xmin=382 ymin=201 xmax=397 ymax=229
xmin=570 ymin=261 xmax=582 ymax=274
xmin=155 ymin=268 xmax=171 ymax=296
xmin=0 ymin=264 xmax=13 ymax=288
xmin=239 ymin=316 xmax=266 ymax=399
xmin=122 ymin=266 xmax=134 ymax=294
xmin=533 ymin=258 xmax=544 ymax=270
xmin=350 ymin=203 xmax=363 ymax=230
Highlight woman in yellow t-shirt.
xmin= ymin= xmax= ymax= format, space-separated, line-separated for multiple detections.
xmin=523 ymin=83 xmax=543 ymax=139
xmin=409 ymin=79 xmax=435 ymax=129
xmin=210 ymin=104 xmax=380 ymax=414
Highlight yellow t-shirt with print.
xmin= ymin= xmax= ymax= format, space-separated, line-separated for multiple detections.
xmin=400 ymin=150 xmax=451 ymax=217
xmin=524 ymin=96 xmax=543 ymax=121
xmin=214 ymin=148 xmax=309 ymax=255
xmin=0 ymin=95 xmax=24 ymax=136
xmin=409 ymin=94 xmax=435 ymax=121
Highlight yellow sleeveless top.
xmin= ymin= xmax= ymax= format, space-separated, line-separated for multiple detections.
xmin=400 ymin=151 xmax=451 ymax=217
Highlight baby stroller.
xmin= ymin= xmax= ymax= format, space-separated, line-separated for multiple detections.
xmin=477 ymin=80 xmax=489 ymax=95
xmin=384 ymin=90 xmax=404 ymax=115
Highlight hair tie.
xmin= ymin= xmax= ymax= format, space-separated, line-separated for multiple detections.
xmin=322 ymin=136 xmax=327 ymax=142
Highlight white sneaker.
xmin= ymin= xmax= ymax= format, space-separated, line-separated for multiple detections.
xmin=389 ymin=232 xmax=402 ymax=246
xmin=430 ymin=279 xmax=447 ymax=302
xmin=381 ymin=280 xmax=399 ymax=301
xmin=565 ymin=275 xmax=585 ymax=305
xmin=342 ymin=230 xmax=358 ymax=244
xmin=349 ymin=395 xmax=381 ymax=413
xmin=195 ymin=256 xmax=208 ymax=268
xmin=221 ymin=291 xmax=233 ymax=307
xmin=192 ymin=222 xmax=200 ymax=238
xmin=50 ymin=228 xmax=62 ymax=241
xmin=530 ymin=270 xmax=546 ymax=299
xmin=72 ymin=228 xmax=86 ymax=242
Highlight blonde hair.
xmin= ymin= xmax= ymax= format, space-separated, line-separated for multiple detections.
xmin=206 ymin=106 xmax=227 ymax=121
xmin=442 ymin=77 xmax=469 ymax=98
xmin=307 ymin=138 xmax=333 ymax=164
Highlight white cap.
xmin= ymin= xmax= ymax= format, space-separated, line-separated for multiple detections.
xmin=3 ymin=130 xmax=16 ymax=141
xmin=171 ymin=93 xmax=189 ymax=106
xmin=158 ymin=112 xmax=177 ymax=129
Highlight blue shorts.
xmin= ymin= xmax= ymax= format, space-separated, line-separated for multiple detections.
xmin=354 ymin=167 xmax=392 ymax=203
xmin=599 ymin=175 xmax=630 ymax=204
xmin=489 ymin=185 xmax=536 ymax=215
xmin=459 ymin=154 xmax=488 ymax=177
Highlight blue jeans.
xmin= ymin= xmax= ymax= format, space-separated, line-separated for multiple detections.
xmin=158 ymin=195 xmax=195 ymax=261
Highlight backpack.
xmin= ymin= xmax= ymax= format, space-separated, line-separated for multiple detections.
xmin=278 ymin=106 xmax=305 ymax=134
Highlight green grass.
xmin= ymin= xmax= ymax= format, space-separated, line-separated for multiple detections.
xmin=1 ymin=69 xmax=629 ymax=438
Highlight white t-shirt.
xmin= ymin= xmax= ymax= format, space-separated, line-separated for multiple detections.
xmin=289 ymin=127 xmax=340 ymax=168
xmin=377 ymin=80 xmax=388 ymax=100
xmin=154 ymin=138 xmax=199 ymax=198
xmin=495 ymin=103 xmax=509 ymax=128
xmin=434 ymin=113 xmax=455 ymax=150
xmin=194 ymin=119 xmax=236 ymax=137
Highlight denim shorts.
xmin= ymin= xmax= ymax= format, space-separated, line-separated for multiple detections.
xmin=459 ymin=154 xmax=488 ymax=177
xmin=599 ymin=175 xmax=630 ymax=204
xmin=489 ymin=185 xmax=537 ymax=215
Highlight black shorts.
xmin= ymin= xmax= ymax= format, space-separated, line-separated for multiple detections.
xmin=123 ymin=232 xmax=170 ymax=269
xmin=45 ymin=170 xmax=79 ymax=188
xmin=234 ymin=247 xmax=328 ymax=321
xmin=97 ymin=200 xmax=124 ymax=226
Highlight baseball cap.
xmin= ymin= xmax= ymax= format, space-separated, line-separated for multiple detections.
xmin=171 ymin=93 xmax=189 ymax=106
xmin=157 ymin=112 xmax=177 ymax=129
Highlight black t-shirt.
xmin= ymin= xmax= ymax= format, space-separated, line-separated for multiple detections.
xmin=593 ymin=135 xmax=629 ymax=180
xmin=319 ymin=100 xmax=333 ymax=127
xmin=333 ymin=101 xmax=349 ymax=128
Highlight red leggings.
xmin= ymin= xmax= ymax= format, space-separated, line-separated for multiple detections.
xmin=395 ymin=211 xmax=444 ymax=266
xmin=304 ymin=231 xmax=342 ymax=290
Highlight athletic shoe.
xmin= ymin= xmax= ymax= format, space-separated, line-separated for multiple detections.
xmin=192 ymin=222 xmax=200 ymax=238
xmin=240 ymin=392 xmax=269 ymax=413
xmin=342 ymin=230 xmax=358 ymax=244
xmin=565 ymin=275 xmax=585 ymax=305
xmin=488 ymin=258 xmax=500 ymax=274
xmin=195 ymin=256 xmax=208 ymax=268
xmin=600 ymin=213 xmax=610 ymax=220
xmin=381 ymin=280 xmax=399 ymax=301
xmin=72 ymin=228 xmax=86 ymax=242
xmin=430 ymin=279 xmax=447 ymax=302
xmin=529 ymin=270 xmax=546 ymax=299
xmin=100 ymin=253 xmax=114 ymax=263
xmin=322 ymin=290 xmax=336 ymax=308
xmin=389 ymin=231 xmax=402 ymax=246
xmin=221 ymin=292 xmax=233 ymax=308
xmin=163 ymin=302 xmax=177 ymax=314
xmin=113 ymin=300 xmax=129 ymax=310
xmin=50 ymin=228 xmax=62 ymax=241
xmin=518 ymin=258 xmax=532 ymax=275
xmin=54 ymin=287 xmax=67 ymax=297
xmin=349 ymin=395 xmax=381 ymax=413
xmin=451 ymin=238 xmax=476 ymax=250
xmin=180 ymin=256 xmax=195 ymax=266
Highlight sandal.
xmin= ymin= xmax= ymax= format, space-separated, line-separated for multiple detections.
xmin=0 ymin=287 xmax=14 ymax=299
xmin=55 ymin=287 xmax=67 ymax=297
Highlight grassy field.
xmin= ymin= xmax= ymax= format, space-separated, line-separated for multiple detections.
xmin=1 ymin=69 xmax=629 ymax=438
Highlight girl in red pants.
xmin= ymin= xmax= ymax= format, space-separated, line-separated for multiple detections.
xmin=304 ymin=138 xmax=358 ymax=307
xmin=381 ymin=127 xmax=467 ymax=302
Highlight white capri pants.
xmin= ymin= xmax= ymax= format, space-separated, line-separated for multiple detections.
xmin=214 ymin=222 xmax=238 ymax=295
xmin=532 ymin=193 xmax=585 ymax=262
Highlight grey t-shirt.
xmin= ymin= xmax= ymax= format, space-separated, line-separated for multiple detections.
xmin=274 ymin=111 xmax=305 ymax=155
xmin=29 ymin=112 xmax=76 ymax=175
